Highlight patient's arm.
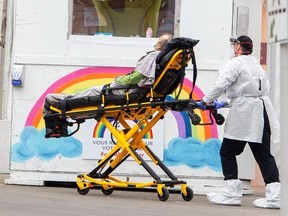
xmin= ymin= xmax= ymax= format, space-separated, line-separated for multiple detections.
xmin=115 ymin=70 xmax=145 ymax=86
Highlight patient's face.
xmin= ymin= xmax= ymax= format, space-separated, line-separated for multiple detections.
xmin=154 ymin=39 xmax=162 ymax=50
xmin=154 ymin=35 xmax=170 ymax=51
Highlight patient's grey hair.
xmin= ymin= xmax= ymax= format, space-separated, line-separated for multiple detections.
xmin=158 ymin=34 xmax=173 ymax=50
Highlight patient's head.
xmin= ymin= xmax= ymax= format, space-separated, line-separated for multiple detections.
xmin=154 ymin=34 xmax=173 ymax=51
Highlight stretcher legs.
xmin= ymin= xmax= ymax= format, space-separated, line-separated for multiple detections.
xmin=75 ymin=109 xmax=194 ymax=201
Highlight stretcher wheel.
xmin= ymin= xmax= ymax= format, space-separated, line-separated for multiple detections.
xmin=77 ymin=185 xmax=90 ymax=195
xmin=181 ymin=186 xmax=194 ymax=201
xmin=157 ymin=187 xmax=169 ymax=201
xmin=101 ymin=186 xmax=114 ymax=195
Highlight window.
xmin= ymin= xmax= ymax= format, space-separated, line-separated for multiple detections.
xmin=72 ymin=0 xmax=178 ymax=37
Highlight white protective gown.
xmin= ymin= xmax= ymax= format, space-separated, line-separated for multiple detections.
xmin=203 ymin=55 xmax=280 ymax=144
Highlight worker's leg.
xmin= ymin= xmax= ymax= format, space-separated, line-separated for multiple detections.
xmin=220 ymin=138 xmax=246 ymax=180
xmin=250 ymin=106 xmax=280 ymax=209
xmin=207 ymin=138 xmax=246 ymax=205
xmin=248 ymin=106 xmax=279 ymax=184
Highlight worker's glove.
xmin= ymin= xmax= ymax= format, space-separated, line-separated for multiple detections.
xmin=212 ymin=100 xmax=229 ymax=109
xmin=196 ymin=100 xmax=228 ymax=110
xmin=195 ymin=101 xmax=207 ymax=110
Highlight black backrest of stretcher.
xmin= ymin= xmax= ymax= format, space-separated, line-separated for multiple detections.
xmin=153 ymin=37 xmax=199 ymax=96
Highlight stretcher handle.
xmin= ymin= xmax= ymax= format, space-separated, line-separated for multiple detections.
xmin=190 ymin=100 xmax=228 ymax=126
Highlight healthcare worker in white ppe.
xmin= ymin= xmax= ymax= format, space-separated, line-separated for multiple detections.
xmin=201 ymin=35 xmax=281 ymax=209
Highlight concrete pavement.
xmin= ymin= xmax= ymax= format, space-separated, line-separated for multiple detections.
xmin=0 ymin=174 xmax=279 ymax=216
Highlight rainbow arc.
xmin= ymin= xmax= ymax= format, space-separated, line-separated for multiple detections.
xmin=25 ymin=67 xmax=219 ymax=141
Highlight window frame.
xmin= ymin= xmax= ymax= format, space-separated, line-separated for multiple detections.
xmin=68 ymin=0 xmax=181 ymax=38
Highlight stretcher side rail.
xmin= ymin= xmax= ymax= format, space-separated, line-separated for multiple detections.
xmin=44 ymin=98 xmax=199 ymax=138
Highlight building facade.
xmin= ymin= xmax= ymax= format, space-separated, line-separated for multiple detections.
xmin=0 ymin=0 xmax=267 ymax=193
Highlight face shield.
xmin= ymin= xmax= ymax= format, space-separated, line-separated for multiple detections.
xmin=230 ymin=37 xmax=253 ymax=54
xmin=230 ymin=38 xmax=240 ymax=45
xmin=230 ymin=38 xmax=239 ymax=59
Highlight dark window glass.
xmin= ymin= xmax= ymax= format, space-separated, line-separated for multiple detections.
xmin=72 ymin=0 xmax=176 ymax=37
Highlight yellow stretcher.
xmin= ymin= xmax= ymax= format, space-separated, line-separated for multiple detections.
xmin=43 ymin=37 xmax=225 ymax=201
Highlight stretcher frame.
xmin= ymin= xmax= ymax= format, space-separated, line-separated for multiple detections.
xmin=44 ymin=38 xmax=221 ymax=201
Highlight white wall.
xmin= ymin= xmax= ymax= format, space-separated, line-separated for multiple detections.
xmin=4 ymin=0 xmax=264 ymax=188
xmin=13 ymin=0 xmax=263 ymax=67
xmin=14 ymin=0 xmax=234 ymax=69
xmin=180 ymin=0 xmax=233 ymax=70
xmin=14 ymin=0 xmax=155 ymax=67
xmin=14 ymin=0 xmax=69 ymax=56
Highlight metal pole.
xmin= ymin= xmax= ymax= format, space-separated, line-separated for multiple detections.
xmin=280 ymin=42 xmax=288 ymax=216
xmin=1 ymin=0 xmax=12 ymax=121
xmin=0 ymin=0 xmax=5 ymax=119
xmin=280 ymin=0 xmax=288 ymax=214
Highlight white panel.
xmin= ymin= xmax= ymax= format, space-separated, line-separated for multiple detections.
xmin=14 ymin=0 xmax=69 ymax=55
xmin=232 ymin=0 xmax=263 ymax=59
xmin=180 ymin=0 xmax=233 ymax=70
xmin=11 ymin=65 xmax=80 ymax=101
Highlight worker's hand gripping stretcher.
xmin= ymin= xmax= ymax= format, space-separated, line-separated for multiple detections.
xmin=187 ymin=100 xmax=229 ymax=126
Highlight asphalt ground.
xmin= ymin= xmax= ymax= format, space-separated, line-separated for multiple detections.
xmin=0 ymin=174 xmax=279 ymax=216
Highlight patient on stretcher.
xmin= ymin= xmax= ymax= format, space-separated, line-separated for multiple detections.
xmin=43 ymin=35 xmax=203 ymax=138
xmin=43 ymin=34 xmax=173 ymax=116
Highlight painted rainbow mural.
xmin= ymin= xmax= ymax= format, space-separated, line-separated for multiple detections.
xmin=11 ymin=66 xmax=222 ymax=170
xmin=25 ymin=66 xmax=219 ymax=141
